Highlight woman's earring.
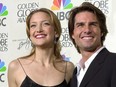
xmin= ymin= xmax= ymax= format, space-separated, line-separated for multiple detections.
xmin=54 ymin=35 xmax=59 ymax=44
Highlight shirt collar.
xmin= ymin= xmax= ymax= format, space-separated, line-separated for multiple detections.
xmin=84 ymin=46 xmax=105 ymax=69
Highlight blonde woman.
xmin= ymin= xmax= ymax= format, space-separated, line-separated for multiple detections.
xmin=8 ymin=8 xmax=75 ymax=87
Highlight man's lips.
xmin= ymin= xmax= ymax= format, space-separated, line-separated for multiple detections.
xmin=81 ymin=36 xmax=94 ymax=40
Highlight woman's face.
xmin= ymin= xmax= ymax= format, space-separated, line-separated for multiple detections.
xmin=29 ymin=12 xmax=55 ymax=48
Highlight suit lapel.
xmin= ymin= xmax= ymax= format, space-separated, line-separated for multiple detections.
xmin=70 ymin=67 xmax=77 ymax=87
xmin=79 ymin=48 xmax=109 ymax=87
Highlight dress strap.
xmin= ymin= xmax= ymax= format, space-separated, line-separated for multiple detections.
xmin=17 ymin=59 xmax=27 ymax=75
xmin=64 ymin=61 xmax=67 ymax=79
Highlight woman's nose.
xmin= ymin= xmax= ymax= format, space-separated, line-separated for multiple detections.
xmin=36 ymin=24 xmax=43 ymax=32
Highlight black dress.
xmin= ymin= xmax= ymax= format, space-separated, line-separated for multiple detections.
xmin=18 ymin=59 xmax=68 ymax=87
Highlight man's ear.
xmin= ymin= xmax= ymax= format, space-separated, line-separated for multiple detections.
xmin=72 ymin=34 xmax=75 ymax=39
xmin=101 ymin=32 xmax=104 ymax=37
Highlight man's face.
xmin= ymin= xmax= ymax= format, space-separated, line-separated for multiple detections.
xmin=72 ymin=11 xmax=103 ymax=52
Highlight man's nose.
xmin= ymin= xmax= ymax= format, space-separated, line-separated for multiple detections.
xmin=84 ymin=25 xmax=92 ymax=34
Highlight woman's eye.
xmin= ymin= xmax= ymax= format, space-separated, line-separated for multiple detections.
xmin=42 ymin=21 xmax=51 ymax=27
xmin=43 ymin=23 xmax=50 ymax=27
xmin=30 ymin=25 xmax=36 ymax=28
xmin=44 ymin=22 xmax=50 ymax=25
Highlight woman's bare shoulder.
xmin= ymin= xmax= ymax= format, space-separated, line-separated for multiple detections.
xmin=8 ymin=59 xmax=20 ymax=71
xmin=8 ymin=56 xmax=28 ymax=69
xmin=66 ymin=61 xmax=75 ymax=71
xmin=64 ymin=61 xmax=75 ymax=82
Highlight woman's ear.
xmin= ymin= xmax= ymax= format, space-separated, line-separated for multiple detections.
xmin=55 ymin=31 xmax=59 ymax=38
xmin=54 ymin=34 xmax=59 ymax=43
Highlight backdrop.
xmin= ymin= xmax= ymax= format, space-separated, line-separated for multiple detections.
xmin=0 ymin=0 xmax=116 ymax=87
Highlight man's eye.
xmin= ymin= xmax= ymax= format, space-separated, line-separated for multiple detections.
xmin=91 ymin=23 xmax=97 ymax=26
xmin=78 ymin=24 xmax=83 ymax=27
xmin=75 ymin=23 xmax=84 ymax=28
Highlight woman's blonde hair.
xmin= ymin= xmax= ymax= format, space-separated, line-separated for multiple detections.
xmin=26 ymin=8 xmax=62 ymax=59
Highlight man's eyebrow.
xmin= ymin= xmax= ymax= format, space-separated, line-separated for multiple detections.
xmin=74 ymin=22 xmax=84 ymax=25
xmin=89 ymin=21 xmax=99 ymax=24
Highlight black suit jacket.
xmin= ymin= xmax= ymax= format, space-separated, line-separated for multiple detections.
xmin=70 ymin=48 xmax=116 ymax=87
